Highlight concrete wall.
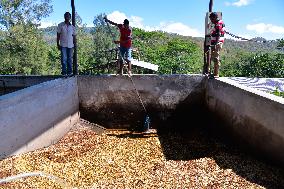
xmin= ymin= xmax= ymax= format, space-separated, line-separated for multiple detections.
xmin=78 ymin=75 xmax=206 ymax=128
xmin=0 ymin=75 xmax=62 ymax=88
xmin=206 ymin=78 xmax=284 ymax=165
xmin=0 ymin=77 xmax=79 ymax=159
xmin=0 ymin=75 xmax=62 ymax=96
xmin=1 ymin=74 xmax=283 ymax=166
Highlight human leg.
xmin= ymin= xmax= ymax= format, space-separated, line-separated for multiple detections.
xmin=118 ymin=59 xmax=123 ymax=75
xmin=118 ymin=47 xmax=127 ymax=75
xmin=61 ymin=47 xmax=68 ymax=75
xmin=66 ymin=48 xmax=73 ymax=75
xmin=204 ymin=45 xmax=211 ymax=75
xmin=211 ymin=44 xmax=222 ymax=77
xmin=127 ymin=60 xmax=132 ymax=75
xmin=125 ymin=48 xmax=132 ymax=75
xmin=117 ymin=47 xmax=124 ymax=75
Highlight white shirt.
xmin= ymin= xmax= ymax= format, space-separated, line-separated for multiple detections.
xmin=57 ymin=22 xmax=76 ymax=48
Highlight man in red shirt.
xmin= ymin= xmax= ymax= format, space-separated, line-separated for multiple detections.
xmin=209 ymin=12 xmax=225 ymax=78
xmin=104 ymin=17 xmax=132 ymax=75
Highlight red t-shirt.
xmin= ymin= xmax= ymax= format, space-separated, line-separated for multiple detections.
xmin=118 ymin=24 xmax=132 ymax=48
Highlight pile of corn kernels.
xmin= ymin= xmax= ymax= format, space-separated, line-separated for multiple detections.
xmin=0 ymin=120 xmax=283 ymax=189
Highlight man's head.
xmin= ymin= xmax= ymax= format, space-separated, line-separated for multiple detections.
xmin=64 ymin=12 xmax=71 ymax=21
xmin=123 ymin=19 xmax=129 ymax=26
xmin=209 ymin=12 xmax=218 ymax=22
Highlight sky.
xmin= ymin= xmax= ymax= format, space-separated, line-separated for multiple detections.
xmin=41 ymin=0 xmax=284 ymax=40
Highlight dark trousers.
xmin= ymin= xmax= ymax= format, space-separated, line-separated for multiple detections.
xmin=61 ymin=47 xmax=73 ymax=75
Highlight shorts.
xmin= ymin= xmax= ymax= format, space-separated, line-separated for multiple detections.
xmin=119 ymin=46 xmax=132 ymax=62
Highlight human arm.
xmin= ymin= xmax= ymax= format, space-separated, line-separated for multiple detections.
xmin=215 ymin=27 xmax=220 ymax=44
xmin=104 ymin=17 xmax=118 ymax=27
xmin=214 ymin=21 xmax=225 ymax=45
xmin=56 ymin=24 xmax=61 ymax=50
xmin=210 ymin=24 xmax=221 ymax=46
xmin=57 ymin=32 xmax=61 ymax=50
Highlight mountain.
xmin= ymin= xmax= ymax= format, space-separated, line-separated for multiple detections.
xmin=190 ymin=35 xmax=279 ymax=53
xmin=39 ymin=26 xmax=94 ymax=45
xmin=40 ymin=26 xmax=280 ymax=53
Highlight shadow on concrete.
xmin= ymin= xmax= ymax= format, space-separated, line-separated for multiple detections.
xmin=156 ymin=107 xmax=284 ymax=189
xmin=0 ymin=87 xmax=25 ymax=96
xmin=84 ymin=85 xmax=284 ymax=188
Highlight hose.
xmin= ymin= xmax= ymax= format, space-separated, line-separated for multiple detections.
xmin=0 ymin=172 xmax=73 ymax=189
xmin=104 ymin=18 xmax=150 ymax=129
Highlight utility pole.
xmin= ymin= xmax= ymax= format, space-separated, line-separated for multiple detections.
xmin=203 ymin=0 xmax=213 ymax=74
xmin=71 ymin=0 xmax=78 ymax=75
xmin=209 ymin=0 xmax=213 ymax=12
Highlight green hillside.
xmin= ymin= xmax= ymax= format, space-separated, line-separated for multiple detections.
xmin=40 ymin=26 xmax=280 ymax=53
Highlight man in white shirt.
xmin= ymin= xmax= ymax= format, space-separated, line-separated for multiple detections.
xmin=57 ymin=12 xmax=76 ymax=75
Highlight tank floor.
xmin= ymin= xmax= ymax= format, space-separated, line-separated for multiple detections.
xmin=0 ymin=119 xmax=283 ymax=188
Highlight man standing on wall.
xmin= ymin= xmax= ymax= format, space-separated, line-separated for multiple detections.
xmin=104 ymin=17 xmax=132 ymax=75
xmin=208 ymin=12 xmax=225 ymax=78
xmin=57 ymin=12 xmax=76 ymax=76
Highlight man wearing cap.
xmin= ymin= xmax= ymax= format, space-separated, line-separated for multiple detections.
xmin=208 ymin=12 xmax=225 ymax=78
xmin=104 ymin=17 xmax=132 ymax=75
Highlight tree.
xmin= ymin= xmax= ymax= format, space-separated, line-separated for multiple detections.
xmin=89 ymin=14 xmax=203 ymax=75
xmin=276 ymin=38 xmax=284 ymax=52
xmin=0 ymin=0 xmax=53 ymax=29
xmin=225 ymin=52 xmax=284 ymax=78
xmin=0 ymin=24 xmax=50 ymax=75
xmin=132 ymin=29 xmax=203 ymax=74
xmin=46 ymin=44 xmax=61 ymax=75
xmin=75 ymin=13 xmax=96 ymax=74
xmin=0 ymin=0 xmax=53 ymax=75
xmin=277 ymin=38 xmax=284 ymax=48
xmin=221 ymin=49 xmax=252 ymax=76
xmin=91 ymin=13 xmax=119 ymax=74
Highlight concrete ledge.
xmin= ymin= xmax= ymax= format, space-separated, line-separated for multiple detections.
xmin=0 ymin=75 xmax=63 ymax=96
xmin=206 ymin=78 xmax=284 ymax=166
xmin=222 ymin=77 xmax=284 ymax=92
xmin=0 ymin=77 xmax=79 ymax=159
xmin=0 ymin=75 xmax=62 ymax=88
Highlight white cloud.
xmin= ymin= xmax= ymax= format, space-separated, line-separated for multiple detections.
xmin=107 ymin=11 xmax=127 ymax=24
xmin=129 ymin=16 xmax=145 ymax=29
xmin=225 ymin=2 xmax=232 ymax=6
xmin=106 ymin=11 xmax=202 ymax=37
xmin=246 ymin=23 xmax=284 ymax=34
xmin=225 ymin=0 xmax=252 ymax=7
xmin=39 ymin=21 xmax=57 ymax=28
xmin=85 ymin=23 xmax=94 ymax=27
xmin=159 ymin=22 xmax=202 ymax=37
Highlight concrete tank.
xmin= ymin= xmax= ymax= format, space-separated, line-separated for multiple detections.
xmin=0 ymin=75 xmax=283 ymax=167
